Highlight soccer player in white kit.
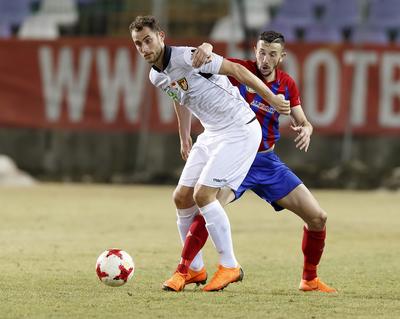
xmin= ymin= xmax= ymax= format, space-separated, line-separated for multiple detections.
xmin=130 ymin=16 xmax=290 ymax=291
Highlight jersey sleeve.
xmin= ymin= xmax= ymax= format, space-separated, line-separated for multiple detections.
xmin=287 ymin=77 xmax=301 ymax=107
xmin=183 ymin=47 xmax=223 ymax=74
xmin=149 ymin=69 xmax=157 ymax=86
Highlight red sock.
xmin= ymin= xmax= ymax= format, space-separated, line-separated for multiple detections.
xmin=302 ymin=226 xmax=326 ymax=281
xmin=176 ymin=214 xmax=208 ymax=274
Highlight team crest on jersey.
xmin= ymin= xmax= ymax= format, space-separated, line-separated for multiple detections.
xmin=246 ymin=85 xmax=256 ymax=93
xmin=177 ymin=78 xmax=188 ymax=91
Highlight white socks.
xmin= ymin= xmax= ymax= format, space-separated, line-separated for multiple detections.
xmin=176 ymin=205 xmax=198 ymax=244
xmin=189 ymin=254 xmax=204 ymax=271
xmin=176 ymin=205 xmax=204 ymax=270
xmin=199 ymin=200 xmax=238 ymax=268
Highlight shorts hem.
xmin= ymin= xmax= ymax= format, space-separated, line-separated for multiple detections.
xmin=270 ymin=181 xmax=303 ymax=211
xmin=196 ymin=180 xmax=237 ymax=190
xmin=271 ymin=181 xmax=303 ymax=203
xmin=178 ymin=180 xmax=197 ymax=188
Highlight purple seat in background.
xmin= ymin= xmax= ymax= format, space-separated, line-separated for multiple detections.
xmin=368 ymin=0 xmax=400 ymax=29
xmin=261 ymin=20 xmax=298 ymax=43
xmin=303 ymin=23 xmax=343 ymax=43
xmin=351 ymin=25 xmax=390 ymax=44
xmin=322 ymin=0 xmax=361 ymax=29
xmin=273 ymin=0 xmax=316 ymax=28
xmin=0 ymin=0 xmax=32 ymax=25
xmin=0 ymin=22 xmax=11 ymax=38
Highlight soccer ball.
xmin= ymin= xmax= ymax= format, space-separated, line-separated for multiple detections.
xmin=96 ymin=249 xmax=135 ymax=287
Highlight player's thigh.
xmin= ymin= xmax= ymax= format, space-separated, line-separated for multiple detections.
xmin=276 ymin=184 xmax=325 ymax=223
xmin=178 ymin=139 xmax=209 ymax=188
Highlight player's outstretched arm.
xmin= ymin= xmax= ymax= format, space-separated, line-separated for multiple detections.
xmin=218 ymin=59 xmax=290 ymax=115
xmin=173 ymin=101 xmax=192 ymax=160
xmin=290 ymin=105 xmax=313 ymax=152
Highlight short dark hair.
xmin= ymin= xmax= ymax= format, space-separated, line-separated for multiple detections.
xmin=259 ymin=31 xmax=285 ymax=46
xmin=129 ymin=15 xmax=162 ymax=33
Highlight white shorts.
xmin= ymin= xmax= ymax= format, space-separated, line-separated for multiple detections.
xmin=178 ymin=119 xmax=261 ymax=191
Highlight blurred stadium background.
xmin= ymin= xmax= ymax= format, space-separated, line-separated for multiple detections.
xmin=0 ymin=0 xmax=399 ymax=189
xmin=2 ymin=2 xmax=400 ymax=318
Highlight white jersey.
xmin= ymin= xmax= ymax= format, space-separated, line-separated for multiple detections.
xmin=149 ymin=46 xmax=255 ymax=131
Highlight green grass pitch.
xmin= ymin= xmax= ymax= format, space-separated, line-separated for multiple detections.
xmin=1 ymin=184 xmax=400 ymax=318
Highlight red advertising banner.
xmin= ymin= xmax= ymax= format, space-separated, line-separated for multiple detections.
xmin=0 ymin=38 xmax=399 ymax=135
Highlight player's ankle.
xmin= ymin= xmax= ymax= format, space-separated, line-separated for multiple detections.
xmin=177 ymin=263 xmax=189 ymax=274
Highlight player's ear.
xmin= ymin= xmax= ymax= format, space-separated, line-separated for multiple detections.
xmin=158 ymin=31 xmax=165 ymax=42
xmin=253 ymin=46 xmax=257 ymax=57
xmin=279 ymin=51 xmax=287 ymax=63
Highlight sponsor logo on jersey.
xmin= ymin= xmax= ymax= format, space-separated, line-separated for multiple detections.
xmin=213 ymin=178 xmax=227 ymax=183
xmin=164 ymin=85 xmax=180 ymax=102
xmin=251 ymin=100 xmax=276 ymax=114
xmin=177 ymin=77 xmax=188 ymax=91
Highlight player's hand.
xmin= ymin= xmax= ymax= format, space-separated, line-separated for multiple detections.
xmin=291 ymin=119 xmax=312 ymax=152
xmin=180 ymin=136 xmax=193 ymax=161
xmin=192 ymin=43 xmax=212 ymax=68
xmin=272 ymin=94 xmax=290 ymax=115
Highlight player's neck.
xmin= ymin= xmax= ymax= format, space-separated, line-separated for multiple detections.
xmin=153 ymin=45 xmax=165 ymax=71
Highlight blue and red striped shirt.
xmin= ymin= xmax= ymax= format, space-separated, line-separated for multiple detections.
xmin=228 ymin=59 xmax=300 ymax=152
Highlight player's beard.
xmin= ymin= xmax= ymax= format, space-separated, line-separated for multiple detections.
xmin=263 ymin=69 xmax=273 ymax=77
xmin=260 ymin=62 xmax=278 ymax=79
xmin=147 ymin=47 xmax=163 ymax=64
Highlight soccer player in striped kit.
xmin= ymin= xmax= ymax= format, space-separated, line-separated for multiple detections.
xmin=130 ymin=17 xmax=290 ymax=292
xmin=163 ymin=31 xmax=337 ymax=293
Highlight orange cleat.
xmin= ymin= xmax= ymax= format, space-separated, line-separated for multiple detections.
xmin=162 ymin=267 xmax=207 ymax=292
xmin=299 ymin=277 xmax=337 ymax=293
xmin=162 ymin=272 xmax=186 ymax=292
xmin=202 ymin=265 xmax=244 ymax=292
xmin=185 ymin=267 xmax=208 ymax=286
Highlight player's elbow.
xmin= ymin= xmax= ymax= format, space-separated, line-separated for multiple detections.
xmin=220 ymin=60 xmax=243 ymax=79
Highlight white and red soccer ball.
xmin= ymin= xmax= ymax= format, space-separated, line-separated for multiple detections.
xmin=96 ymin=249 xmax=135 ymax=287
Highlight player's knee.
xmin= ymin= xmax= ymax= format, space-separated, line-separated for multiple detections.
xmin=193 ymin=188 xmax=215 ymax=208
xmin=173 ymin=187 xmax=194 ymax=208
xmin=308 ymin=209 xmax=327 ymax=230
